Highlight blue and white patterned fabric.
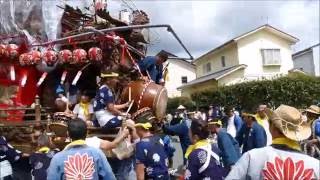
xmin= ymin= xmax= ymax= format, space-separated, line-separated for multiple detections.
xmin=93 ymin=85 xmax=114 ymax=112
xmin=29 ymin=149 xmax=58 ymax=180
xmin=135 ymin=135 xmax=169 ymax=179
xmin=93 ymin=85 xmax=116 ymax=127
xmin=185 ymin=145 xmax=227 ymax=180
xmin=0 ymin=136 xmax=22 ymax=178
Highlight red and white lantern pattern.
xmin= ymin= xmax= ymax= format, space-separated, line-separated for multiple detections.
xmin=19 ymin=53 xmax=32 ymax=66
xmin=0 ymin=44 xmax=6 ymax=57
xmin=58 ymin=49 xmax=73 ymax=64
xmin=19 ymin=50 xmax=41 ymax=66
xmin=29 ymin=50 xmax=41 ymax=65
xmin=42 ymin=50 xmax=58 ymax=66
xmin=6 ymin=44 xmax=19 ymax=59
xmin=88 ymin=47 xmax=103 ymax=62
xmin=72 ymin=49 xmax=87 ymax=64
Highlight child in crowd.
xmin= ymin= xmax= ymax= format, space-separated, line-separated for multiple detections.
xmin=73 ymin=92 xmax=94 ymax=124
xmin=29 ymin=134 xmax=57 ymax=180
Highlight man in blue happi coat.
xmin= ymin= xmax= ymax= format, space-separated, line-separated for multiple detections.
xmin=138 ymin=51 xmax=168 ymax=85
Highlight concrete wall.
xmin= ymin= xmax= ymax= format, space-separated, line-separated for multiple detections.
xmin=237 ymin=30 xmax=294 ymax=78
xmin=194 ymin=43 xmax=239 ymax=78
xmin=293 ymin=50 xmax=315 ymax=75
xmin=312 ymin=46 xmax=320 ymax=76
xmin=218 ymin=68 xmax=245 ymax=86
xmin=164 ymin=59 xmax=196 ymax=97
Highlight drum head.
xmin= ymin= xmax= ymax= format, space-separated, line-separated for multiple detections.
xmin=154 ymin=88 xmax=168 ymax=120
xmin=49 ymin=122 xmax=68 ymax=137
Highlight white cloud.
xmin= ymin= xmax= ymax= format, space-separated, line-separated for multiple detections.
xmin=127 ymin=0 xmax=319 ymax=58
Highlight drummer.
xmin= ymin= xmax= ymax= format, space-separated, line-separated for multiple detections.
xmin=93 ymin=70 xmax=130 ymax=129
xmin=138 ymin=51 xmax=168 ymax=85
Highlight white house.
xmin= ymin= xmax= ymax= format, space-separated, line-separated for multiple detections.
xmin=164 ymin=58 xmax=196 ymax=97
xmin=292 ymin=43 xmax=320 ymax=76
xmin=179 ymin=24 xmax=299 ymax=97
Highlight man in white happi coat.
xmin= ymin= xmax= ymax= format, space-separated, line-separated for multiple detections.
xmin=226 ymin=105 xmax=320 ymax=180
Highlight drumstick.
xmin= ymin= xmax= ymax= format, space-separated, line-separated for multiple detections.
xmin=122 ymin=100 xmax=134 ymax=128
xmin=65 ymin=92 xmax=70 ymax=112
xmin=126 ymin=100 xmax=134 ymax=115
xmin=128 ymin=87 xmax=131 ymax=101
xmin=146 ymin=71 xmax=152 ymax=82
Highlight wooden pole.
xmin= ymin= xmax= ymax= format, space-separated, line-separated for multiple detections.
xmin=34 ymin=95 xmax=41 ymax=121
xmin=128 ymin=87 xmax=131 ymax=101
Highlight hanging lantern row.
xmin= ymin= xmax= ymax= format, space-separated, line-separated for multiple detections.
xmin=20 ymin=47 xmax=103 ymax=66
xmin=0 ymin=44 xmax=19 ymax=60
xmin=0 ymin=43 xmax=103 ymax=66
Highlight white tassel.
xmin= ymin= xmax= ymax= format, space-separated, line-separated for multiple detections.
xmin=21 ymin=74 xmax=27 ymax=87
xmin=72 ymin=71 xmax=82 ymax=85
xmin=60 ymin=70 xmax=67 ymax=84
xmin=37 ymin=72 xmax=48 ymax=87
xmin=10 ymin=65 xmax=15 ymax=81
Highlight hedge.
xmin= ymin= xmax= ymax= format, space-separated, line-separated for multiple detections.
xmin=191 ymin=73 xmax=320 ymax=111
xmin=167 ymin=96 xmax=196 ymax=114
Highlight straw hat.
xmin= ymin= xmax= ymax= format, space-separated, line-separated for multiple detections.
xmin=305 ymin=105 xmax=320 ymax=115
xmin=265 ymin=105 xmax=311 ymax=141
xmin=177 ymin=105 xmax=186 ymax=110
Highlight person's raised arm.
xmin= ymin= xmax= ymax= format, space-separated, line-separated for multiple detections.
xmin=163 ymin=123 xmax=185 ymax=136
xmin=100 ymin=128 xmax=130 ymax=150
xmin=114 ymin=101 xmax=130 ymax=110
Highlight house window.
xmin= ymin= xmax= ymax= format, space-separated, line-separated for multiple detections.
xmin=181 ymin=76 xmax=188 ymax=84
xmin=261 ymin=49 xmax=281 ymax=65
xmin=221 ymin=56 xmax=226 ymax=67
xmin=202 ymin=62 xmax=211 ymax=74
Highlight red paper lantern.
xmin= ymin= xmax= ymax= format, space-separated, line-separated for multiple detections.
xmin=42 ymin=50 xmax=58 ymax=66
xmin=6 ymin=44 xmax=19 ymax=59
xmin=88 ymin=47 xmax=103 ymax=62
xmin=29 ymin=50 xmax=41 ymax=65
xmin=19 ymin=53 xmax=32 ymax=66
xmin=72 ymin=49 xmax=87 ymax=64
xmin=58 ymin=49 xmax=73 ymax=64
xmin=0 ymin=44 xmax=6 ymax=57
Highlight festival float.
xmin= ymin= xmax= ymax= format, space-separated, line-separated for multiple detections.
xmin=0 ymin=0 xmax=193 ymax=153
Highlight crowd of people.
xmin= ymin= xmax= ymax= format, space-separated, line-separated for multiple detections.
xmin=1 ymin=102 xmax=320 ymax=179
xmin=164 ymin=104 xmax=320 ymax=179
xmin=1 ymin=53 xmax=320 ymax=179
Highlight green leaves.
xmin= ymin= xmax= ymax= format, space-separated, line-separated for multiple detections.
xmin=167 ymin=97 xmax=196 ymax=114
xmin=191 ymin=73 xmax=320 ymax=110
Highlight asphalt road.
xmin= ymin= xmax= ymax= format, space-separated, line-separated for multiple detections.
xmin=171 ymin=136 xmax=184 ymax=169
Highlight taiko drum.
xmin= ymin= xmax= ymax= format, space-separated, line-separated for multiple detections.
xmin=121 ymin=80 xmax=168 ymax=120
